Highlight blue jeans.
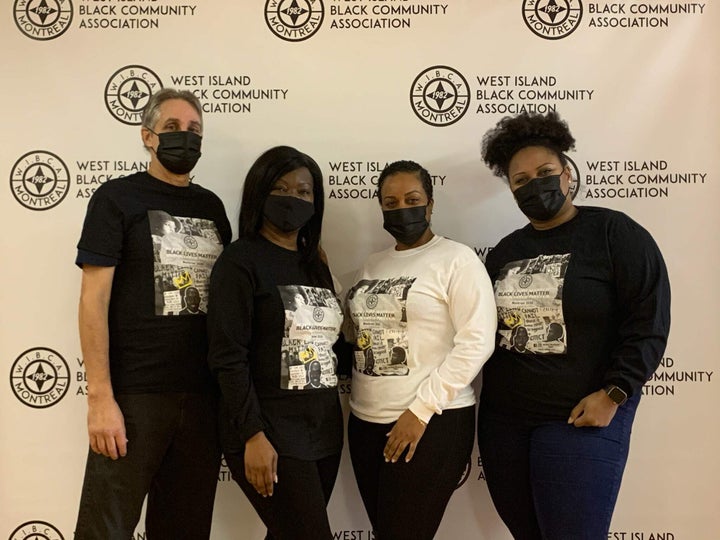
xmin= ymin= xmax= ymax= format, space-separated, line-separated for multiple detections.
xmin=74 ymin=392 xmax=221 ymax=540
xmin=478 ymin=395 xmax=639 ymax=540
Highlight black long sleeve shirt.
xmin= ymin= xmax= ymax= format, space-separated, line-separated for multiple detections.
xmin=207 ymin=235 xmax=343 ymax=459
xmin=480 ymin=206 xmax=671 ymax=424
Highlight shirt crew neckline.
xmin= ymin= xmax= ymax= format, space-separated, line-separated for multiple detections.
xmin=140 ymin=171 xmax=195 ymax=193
xmin=524 ymin=206 xmax=583 ymax=238
xmin=386 ymin=234 xmax=443 ymax=258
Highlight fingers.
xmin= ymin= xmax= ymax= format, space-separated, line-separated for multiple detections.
xmin=89 ymin=428 xmax=127 ymax=460
xmin=383 ymin=435 xmax=409 ymax=464
xmin=567 ymin=401 xmax=585 ymax=425
xmin=405 ymin=441 xmax=418 ymax=462
xmin=116 ymin=430 xmax=128 ymax=457
xmin=245 ymin=454 xmax=278 ymax=497
xmin=247 ymin=466 xmax=276 ymax=497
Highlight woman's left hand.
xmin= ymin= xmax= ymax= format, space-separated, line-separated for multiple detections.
xmin=567 ymin=389 xmax=619 ymax=427
xmin=384 ymin=409 xmax=427 ymax=463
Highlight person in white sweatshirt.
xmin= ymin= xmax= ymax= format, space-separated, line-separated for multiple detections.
xmin=345 ymin=160 xmax=497 ymax=539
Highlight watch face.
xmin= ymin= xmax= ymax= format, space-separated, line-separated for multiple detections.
xmin=607 ymin=386 xmax=627 ymax=404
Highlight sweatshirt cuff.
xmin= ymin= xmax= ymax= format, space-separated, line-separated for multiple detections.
xmin=409 ymin=400 xmax=436 ymax=425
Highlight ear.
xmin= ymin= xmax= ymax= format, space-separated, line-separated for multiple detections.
xmin=427 ymin=198 xmax=434 ymax=214
xmin=141 ymin=127 xmax=154 ymax=149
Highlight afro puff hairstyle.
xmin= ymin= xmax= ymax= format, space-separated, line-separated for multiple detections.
xmin=481 ymin=111 xmax=576 ymax=179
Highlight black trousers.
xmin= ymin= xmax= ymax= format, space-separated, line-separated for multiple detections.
xmin=224 ymin=450 xmax=342 ymax=540
xmin=348 ymin=406 xmax=475 ymax=540
xmin=74 ymin=392 xmax=221 ymax=540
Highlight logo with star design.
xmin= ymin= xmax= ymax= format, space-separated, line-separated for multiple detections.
xmin=265 ymin=0 xmax=324 ymax=42
xmin=10 ymin=150 xmax=70 ymax=211
xmin=564 ymin=154 xmax=581 ymax=200
xmin=9 ymin=520 xmax=64 ymax=540
xmin=410 ymin=66 xmax=471 ymax=127
xmin=522 ymin=0 xmax=583 ymax=40
xmin=14 ymin=0 xmax=73 ymax=41
xmin=10 ymin=348 xmax=70 ymax=409
xmin=104 ymin=65 xmax=163 ymax=125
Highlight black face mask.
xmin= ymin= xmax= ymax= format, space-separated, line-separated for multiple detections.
xmin=513 ymin=175 xmax=567 ymax=221
xmin=150 ymin=130 xmax=202 ymax=175
xmin=263 ymin=194 xmax=315 ymax=232
xmin=382 ymin=205 xmax=429 ymax=246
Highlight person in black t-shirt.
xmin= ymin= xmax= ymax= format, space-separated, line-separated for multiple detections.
xmin=477 ymin=111 xmax=671 ymax=540
xmin=74 ymin=88 xmax=231 ymax=540
xmin=207 ymin=146 xmax=347 ymax=540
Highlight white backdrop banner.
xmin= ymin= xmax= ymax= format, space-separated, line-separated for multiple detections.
xmin=1 ymin=1 xmax=718 ymax=539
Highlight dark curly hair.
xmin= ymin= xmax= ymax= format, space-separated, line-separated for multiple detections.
xmin=481 ymin=111 xmax=576 ymax=179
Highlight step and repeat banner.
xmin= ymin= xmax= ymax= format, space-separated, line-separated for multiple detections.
xmin=1 ymin=1 xmax=718 ymax=539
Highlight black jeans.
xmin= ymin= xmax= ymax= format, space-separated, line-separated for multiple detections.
xmin=478 ymin=394 xmax=640 ymax=540
xmin=348 ymin=406 xmax=475 ymax=540
xmin=74 ymin=392 xmax=221 ymax=540
xmin=224 ymin=450 xmax=341 ymax=540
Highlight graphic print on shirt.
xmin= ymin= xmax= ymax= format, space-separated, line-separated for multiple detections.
xmin=347 ymin=277 xmax=416 ymax=377
xmin=148 ymin=210 xmax=223 ymax=316
xmin=494 ymin=254 xmax=570 ymax=354
xmin=278 ymin=285 xmax=343 ymax=390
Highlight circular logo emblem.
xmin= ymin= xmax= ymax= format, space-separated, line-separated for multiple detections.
xmin=183 ymin=236 xmax=198 ymax=249
xmin=455 ymin=459 xmax=472 ymax=490
xmin=104 ymin=65 xmax=163 ymax=125
xmin=564 ymin=154 xmax=581 ymax=200
xmin=522 ymin=0 xmax=583 ymax=40
xmin=10 ymin=348 xmax=71 ymax=409
xmin=265 ymin=0 xmax=324 ymax=42
xmin=519 ymin=274 xmax=533 ymax=288
xmin=313 ymin=307 xmax=325 ymax=322
xmin=10 ymin=151 xmax=70 ymax=211
xmin=9 ymin=521 xmax=64 ymax=540
xmin=366 ymin=294 xmax=379 ymax=309
xmin=13 ymin=0 xmax=73 ymax=41
xmin=410 ymin=66 xmax=471 ymax=127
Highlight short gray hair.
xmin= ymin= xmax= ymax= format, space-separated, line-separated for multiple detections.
xmin=141 ymin=88 xmax=203 ymax=130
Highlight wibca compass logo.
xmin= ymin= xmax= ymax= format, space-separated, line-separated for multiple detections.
xmin=410 ymin=66 xmax=471 ymax=127
xmin=10 ymin=150 xmax=70 ymax=211
xmin=105 ymin=65 xmax=163 ymax=125
xmin=522 ymin=0 xmax=583 ymax=39
xmin=565 ymin=154 xmax=581 ymax=199
xmin=9 ymin=521 xmax=64 ymax=540
xmin=14 ymin=0 xmax=73 ymax=41
xmin=10 ymin=348 xmax=71 ymax=409
xmin=265 ymin=0 xmax=324 ymax=42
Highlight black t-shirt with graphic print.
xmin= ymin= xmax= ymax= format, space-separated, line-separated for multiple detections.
xmin=480 ymin=206 xmax=670 ymax=425
xmin=207 ymin=235 xmax=345 ymax=460
xmin=76 ymin=171 xmax=232 ymax=394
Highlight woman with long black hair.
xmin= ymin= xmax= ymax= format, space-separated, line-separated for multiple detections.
xmin=207 ymin=146 xmax=346 ymax=539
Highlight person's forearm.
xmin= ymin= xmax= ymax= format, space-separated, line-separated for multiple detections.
xmin=78 ymin=266 xmax=115 ymax=400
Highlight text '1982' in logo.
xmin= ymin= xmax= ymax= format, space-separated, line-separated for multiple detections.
xmin=9 ymin=521 xmax=64 ymax=540
xmin=410 ymin=66 xmax=471 ymax=127
xmin=265 ymin=0 xmax=324 ymax=42
xmin=10 ymin=150 xmax=70 ymax=210
xmin=522 ymin=0 xmax=583 ymax=40
xmin=105 ymin=65 xmax=163 ymax=125
xmin=10 ymin=348 xmax=71 ymax=408
xmin=14 ymin=0 xmax=73 ymax=41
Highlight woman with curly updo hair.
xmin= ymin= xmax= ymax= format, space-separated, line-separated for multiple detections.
xmin=477 ymin=111 xmax=671 ymax=539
